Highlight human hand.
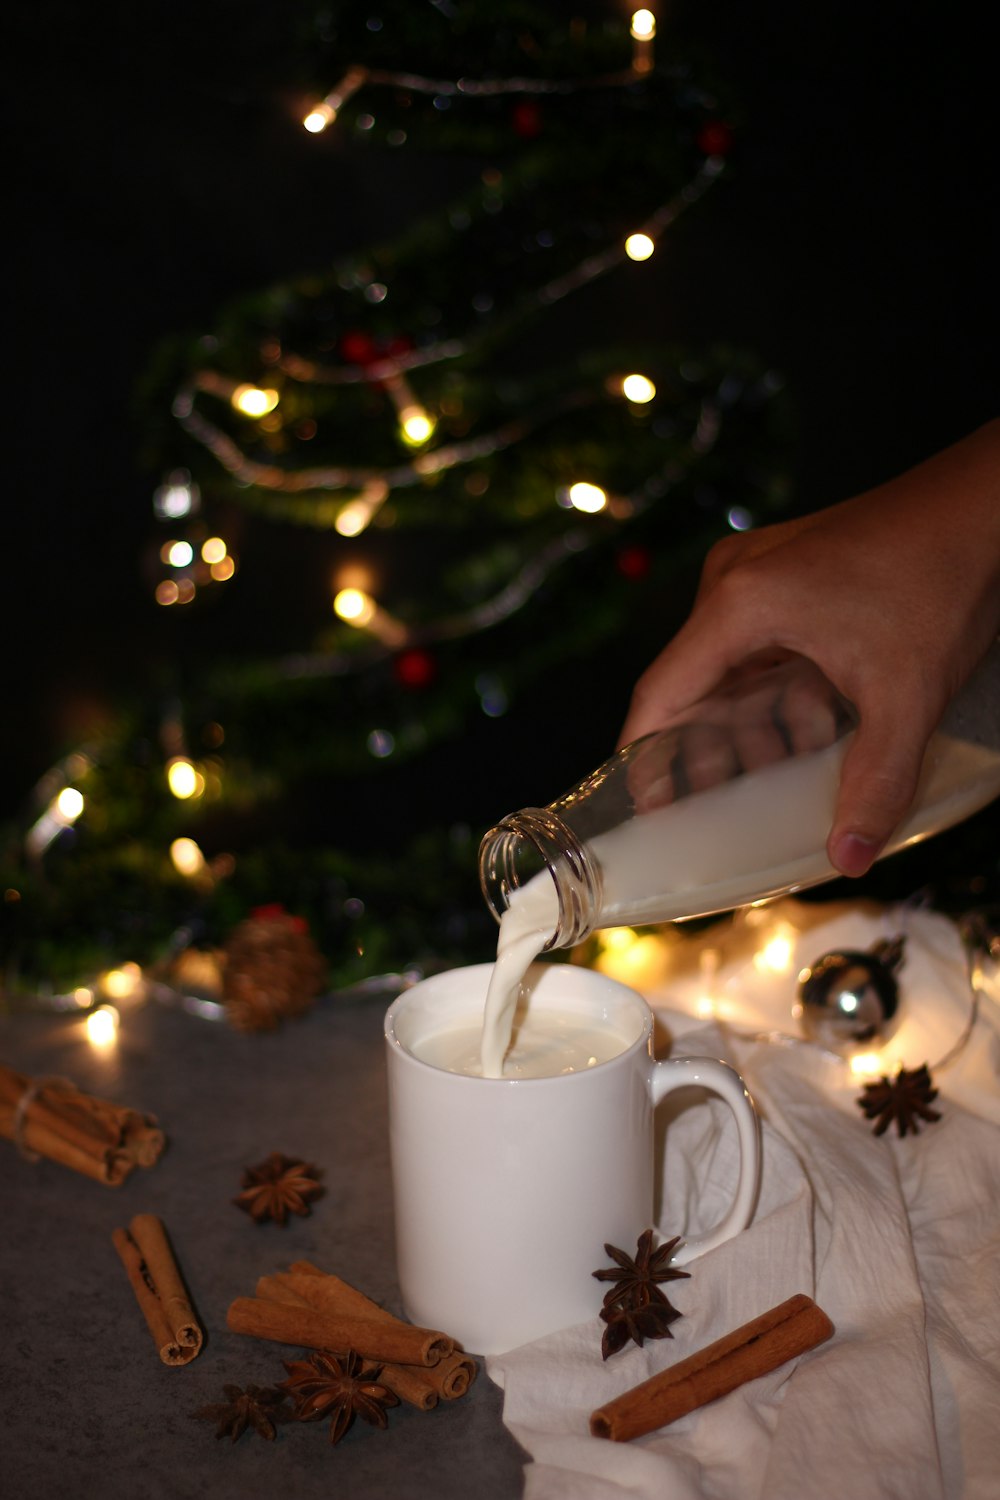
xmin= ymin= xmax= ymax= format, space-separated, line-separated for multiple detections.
xmin=624 ymin=653 xmax=850 ymax=812
xmin=619 ymin=420 xmax=1000 ymax=875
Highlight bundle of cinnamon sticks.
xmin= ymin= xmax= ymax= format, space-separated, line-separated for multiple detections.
xmin=227 ymin=1260 xmax=476 ymax=1409
xmin=113 ymin=1214 xmax=204 ymax=1366
xmin=0 ymin=1064 xmax=164 ymax=1185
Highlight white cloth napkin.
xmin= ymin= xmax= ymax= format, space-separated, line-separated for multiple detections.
xmin=487 ymin=901 xmax=1000 ymax=1500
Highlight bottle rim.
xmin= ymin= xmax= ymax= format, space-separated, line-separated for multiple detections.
xmin=478 ymin=806 xmax=603 ymax=949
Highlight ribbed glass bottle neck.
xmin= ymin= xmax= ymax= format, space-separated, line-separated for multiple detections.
xmin=478 ymin=806 xmax=603 ymax=949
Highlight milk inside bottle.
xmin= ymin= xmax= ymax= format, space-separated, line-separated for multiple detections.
xmin=478 ymin=649 xmax=1000 ymax=1077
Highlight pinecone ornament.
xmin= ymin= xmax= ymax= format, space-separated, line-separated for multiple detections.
xmin=222 ymin=907 xmax=326 ymax=1032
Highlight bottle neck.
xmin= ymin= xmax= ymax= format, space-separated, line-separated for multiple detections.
xmin=478 ymin=807 xmax=603 ymax=949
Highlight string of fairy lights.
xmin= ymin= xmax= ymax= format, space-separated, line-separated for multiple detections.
xmin=152 ymin=6 xmax=724 ymax=619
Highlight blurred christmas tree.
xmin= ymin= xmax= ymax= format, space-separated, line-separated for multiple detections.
xmin=3 ymin=1 xmax=797 ymax=994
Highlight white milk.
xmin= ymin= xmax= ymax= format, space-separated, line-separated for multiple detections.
xmin=412 ymin=1008 xmax=632 ymax=1078
xmin=480 ymin=730 xmax=1000 ymax=1076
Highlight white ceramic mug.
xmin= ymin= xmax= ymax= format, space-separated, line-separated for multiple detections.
xmin=384 ymin=961 xmax=760 ymax=1356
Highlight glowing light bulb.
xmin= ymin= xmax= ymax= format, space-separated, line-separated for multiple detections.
xmin=625 ymin=233 xmax=655 ymax=261
xmin=754 ymin=932 xmax=795 ymax=975
xmin=335 ymin=481 xmax=390 ymax=537
xmin=55 ymin=787 xmax=84 ymax=822
xmin=334 ymin=588 xmax=376 ymax=626
xmin=400 ymin=407 xmax=434 ymax=445
xmin=156 ymin=580 xmax=180 ymax=606
xmin=630 ymin=9 xmax=656 ymax=73
xmin=335 ymin=504 xmax=370 ymax=537
xmin=170 ymin=837 xmax=206 ymax=877
xmin=86 ymin=1005 xmax=120 ymax=1049
xmin=231 ymin=384 xmax=280 ymax=418
xmin=103 ymin=963 xmax=141 ymax=1000
xmin=568 ymin=482 xmax=608 ymax=514
xmin=850 ymin=1051 xmax=884 ymax=1079
xmin=210 ymin=556 xmax=236 ymax=581
xmin=201 ymin=537 xmax=227 ymax=564
xmin=166 ymin=758 xmax=201 ymax=799
xmin=622 ymin=373 xmax=656 ymax=404
xmin=153 ymin=472 xmax=199 ymax=519
xmin=166 ymin=540 xmax=194 ymax=568
xmin=303 ymin=102 xmax=335 ymax=133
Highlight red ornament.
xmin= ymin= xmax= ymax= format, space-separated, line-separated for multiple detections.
xmin=616 ymin=545 xmax=652 ymax=581
xmin=250 ymin=903 xmax=309 ymax=935
xmin=393 ymin=648 xmax=436 ymax=689
xmin=512 ymin=100 xmax=543 ymax=139
xmin=697 ymin=120 xmax=734 ymax=158
xmin=340 ymin=330 xmax=379 ymax=367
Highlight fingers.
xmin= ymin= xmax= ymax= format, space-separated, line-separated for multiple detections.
xmin=827 ymin=712 xmax=931 ymax=877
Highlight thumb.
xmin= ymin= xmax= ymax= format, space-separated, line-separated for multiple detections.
xmin=827 ymin=713 xmax=930 ymax=877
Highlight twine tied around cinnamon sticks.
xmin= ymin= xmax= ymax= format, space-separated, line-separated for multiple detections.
xmin=227 ymin=1260 xmax=476 ymax=1409
xmin=0 ymin=1063 xmax=164 ymax=1185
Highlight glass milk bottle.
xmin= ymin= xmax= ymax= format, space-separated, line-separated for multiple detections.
xmin=479 ymin=647 xmax=1000 ymax=951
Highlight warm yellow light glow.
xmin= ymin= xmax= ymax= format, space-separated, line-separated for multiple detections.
xmin=156 ymin=580 xmax=180 ymax=606
xmin=55 ymin=786 xmax=84 ymax=822
xmin=201 ymin=536 xmax=227 ymax=564
xmin=754 ymin=933 xmax=795 ymax=975
xmin=400 ymin=407 xmax=434 ymax=445
xmin=86 ymin=1005 xmax=120 ymax=1048
xmin=625 ymin=233 xmax=655 ymax=261
xmin=303 ymin=102 xmax=335 ymax=132
xmin=334 ymin=587 xmax=376 ymax=626
xmin=210 ymin=556 xmax=236 ymax=582
xmin=336 ymin=503 xmax=371 ymax=537
xmin=170 ymin=837 xmax=206 ymax=877
xmin=231 ymin=384 xmax=280 ymax=418
xmin=601 ymin=926 xmax=638 ymax=952
xmin=167 ymin=540 xmax=194 ymax=568
xmin=630 ymin=9 xmax=656 ymax=39
xmin=622 ymin=373 xmax=656 ymax=404
xmin=568 ymin=481 xmax=608 ymax=514
xmin=594 ymin=932 xmax=670 ymax=990
xmin=103 ymin=962 xmax=141 ymax=1000
xmin=167 ymin=758 xmax=201 ymax=800
xmin=850 ymin=1051 xmax=884 ymax=1079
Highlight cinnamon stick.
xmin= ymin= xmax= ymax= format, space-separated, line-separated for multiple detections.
xmin=286 ymin=1260 xmax=477 ymax=1400
xmin=0 ymin=1065 xmax=164 ymax=1185
xmin=253 ymin=1274 xmax=439 ymax=1411
xmin=112 ymin=1214 xmax=203 ymax=1366
xmin=226 ymin=1296 xmax=453 ymax=1367
xmin=590 ymin=1293 xmax=834 ymax=1442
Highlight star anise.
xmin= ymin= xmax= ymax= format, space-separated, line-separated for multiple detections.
xmin=857 ymin=1063 xmax=942 ymax=1137
xmin=234 ymin=1152 xmax=324 ymax=1224
xmin=279 ymin=1349 xmax=399 ymax=1445
xmin=592 ymin=1229 xmax=690 ymax=1358
xmin=191 ymin=1383 xmax=291 ymax=1441
xmin=593 ymin=1230 xmax=690 ymax=1312
xmin=599 ymin=1297 xmax=683 ymax=1360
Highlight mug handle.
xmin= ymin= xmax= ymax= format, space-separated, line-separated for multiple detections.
xmin=649 ymin=1055 xmax=761 ymax=1265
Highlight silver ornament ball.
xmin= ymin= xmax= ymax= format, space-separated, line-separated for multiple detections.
xmin=796 ymin=936 xmax=905 ymax=1055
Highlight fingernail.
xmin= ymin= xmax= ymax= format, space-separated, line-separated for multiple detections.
xmin=830 ymin=832 xmax=882 ymax=878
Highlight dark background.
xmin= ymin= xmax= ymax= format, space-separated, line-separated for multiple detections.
xmin=5 ymin=0 xmax=999 ymax=824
